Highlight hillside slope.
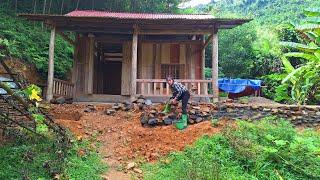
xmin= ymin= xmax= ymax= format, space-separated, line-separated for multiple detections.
xmin=197 ymin=0 xmax=320 ymax=25
xmin=0 ymin=10 xmax=73 ymax=79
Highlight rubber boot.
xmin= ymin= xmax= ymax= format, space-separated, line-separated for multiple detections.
xmin=162 ymin=103 xmax=171 ymax=114
xmin=181 ymin=114 xmax=188 ymax=128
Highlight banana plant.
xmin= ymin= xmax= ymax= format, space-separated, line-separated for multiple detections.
xmin=280 ymin=8 xmax=320 ymax=104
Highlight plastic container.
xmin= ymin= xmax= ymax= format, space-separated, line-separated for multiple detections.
xmin=175 ymin=120 xmax=186 ymax=130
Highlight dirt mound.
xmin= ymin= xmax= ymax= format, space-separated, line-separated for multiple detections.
xmin=0 ymin=58 xmax=44 ymax=85
xmin=51 ymin=104 xmax=231 ymax=162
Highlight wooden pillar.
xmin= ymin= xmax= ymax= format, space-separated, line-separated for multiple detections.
xmin=131 ymin=26 xmax=138 ymax=99
xmin=87 ymin=33 xmax=94 ymax=94
xmin=201 ymin=35 xmax=206 ymax=95
xmin=201 ymin=35 xmax=206 ymax=80
xmin=211 ymin=30 xmax=219 ymax=102
xmin=46 ymin=26 xmax=56 ymax=102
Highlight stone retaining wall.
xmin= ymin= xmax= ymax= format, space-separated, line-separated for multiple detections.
xmin=211 ymin=103 xmax=320 ymax=126
xmin=102 ymin=96 xmax=320 ymax=127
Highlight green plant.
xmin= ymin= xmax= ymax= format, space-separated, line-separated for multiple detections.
xmin=0 ymin=137 xmax=107 ymax=179
xmin=280 ymin=8 xmax=320 ymax=104
xmin=211 ymin=118 xmax=219 ymax=127
xmin=143 ymin=118 xmax=320 ymax=179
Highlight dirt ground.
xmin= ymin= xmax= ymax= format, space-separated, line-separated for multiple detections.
xmin=51 ymin=103 xmax=231 ymax=179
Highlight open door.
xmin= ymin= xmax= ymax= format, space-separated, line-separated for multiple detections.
xmin=93 ymin=43 xmax=123 ymax=95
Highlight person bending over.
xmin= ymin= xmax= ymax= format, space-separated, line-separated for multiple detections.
xmin=165 ymin=76 xmax=190 ymax=128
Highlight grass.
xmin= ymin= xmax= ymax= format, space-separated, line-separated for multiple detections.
xmin=0 ymin=135 xmax=107 ymax=179
xmin=143 ymin=117 xmax=320 ymax=180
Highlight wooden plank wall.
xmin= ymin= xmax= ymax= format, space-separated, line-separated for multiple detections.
xmin=74 ymin=35 xmax=90 ymax=96
xmin=138 ymin=42 xmax=202 ymax=80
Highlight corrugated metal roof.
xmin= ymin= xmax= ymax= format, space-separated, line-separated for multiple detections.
xmin=65 ymin=10 xmax=216 ymax=20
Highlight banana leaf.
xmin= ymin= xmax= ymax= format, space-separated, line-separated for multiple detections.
xmin=296 ymin=24 xmax=320 ymax=31
xmin=280 ymin=42 xmax=320 ymax=52
xmin=305 ymin=17 xmax=320 ymax=24
xmin=282 ymin=66 xmax=302 ymax=84
xmin=304 ymin=8 xmax=320 ymax=17
xmin=281 ymin=57 xmax=294 ymax=73
xmin=284 ymin=52 xmax=319 ymax=62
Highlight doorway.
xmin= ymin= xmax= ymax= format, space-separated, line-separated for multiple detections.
xmin=93 ymin=43 xmax=123 ymax=95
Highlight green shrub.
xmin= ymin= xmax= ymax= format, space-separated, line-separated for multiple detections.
xmin=144 ymin=118 xmax=320 ymax=180
xmin=0 ymin=136 xmax=107 ymax=179
xmin=0 ymin=9 xmax=73 ymax=79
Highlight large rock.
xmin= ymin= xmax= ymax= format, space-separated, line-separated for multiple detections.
xmin=105 ymin=109 xmax=116 ymax=115
xmin=168 ymin=113 xmax=177 ymax=120
xmin=163 ymin=117 xmax=173 ymax=125
xmin=127 ymin=162 xmax=136 ymax=170
xmin=56 ymin=96 xmax=66 ymax=104
xmin=144 ymin=99 xmax=152 ymax=106
xmin=195 ymin=117 xmax=203 ymax=123
xmin=140 ymin=113 xmax=148 ymax=125
xmin=84 ymin=104 xmax=96 ymax=113
xmin=148 ymin=118 xmax=158 ymax=126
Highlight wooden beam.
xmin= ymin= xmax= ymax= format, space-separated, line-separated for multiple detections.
xmin=46 ymin=26 xmax=56 ymax=102
xmin=202 ymin=34 xmax=213 ymax=50
xmin=211 ymin=30 xmax=219 ymax=102
xmin=131 ymin=26 xmax=138 ymax=98
xmin=57 ymin=31 xmax=75 ymax=46
xmin=139 ymin=29 xmax=211 ymax=35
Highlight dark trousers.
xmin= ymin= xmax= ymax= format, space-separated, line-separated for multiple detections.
xmin=178 ymin=91 xmax=190 ymax=114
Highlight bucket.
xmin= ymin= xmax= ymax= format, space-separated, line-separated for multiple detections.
xmin=175 ymin=120 xmax=185 ymax=130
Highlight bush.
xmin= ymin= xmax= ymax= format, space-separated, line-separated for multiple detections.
xmin=0 ymin=136 xmax=107 ymax=179
xmin=0 ymin=9 xmax=73 ymax=79
xmin=144 ymin=118 xmax=320 ymax=179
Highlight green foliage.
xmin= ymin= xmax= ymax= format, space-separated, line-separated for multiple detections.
xmin=196 ymin=0 xmax=320 ymax=80
xmin=280 ymin=8 xmax=320 ymax=104
xmin=261 ymin=73 xmax=291 ymax=102
xmin=0 ymin=137 xmax=107 ymax=179
xmin=63 ymin=140 xmax=107 ymax=179
xmin=213 ymin=23 xmax=257 ymax=78
xmin=0 ymin=9 xmax=73 ymax=79
xmin=144 ymin=118 xmax=320 ymax=179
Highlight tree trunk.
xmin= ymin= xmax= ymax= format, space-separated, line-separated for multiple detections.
xmin=48 ymin=0 xmax=52 ymax=14
xmin=60 ymin=0 xmax=64 ymax=14
xmin=42 ymin=0 xmax=47 ymax=14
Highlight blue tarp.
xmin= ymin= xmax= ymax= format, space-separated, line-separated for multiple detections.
xmin=218 ymin=78 xmax=262 ymax=94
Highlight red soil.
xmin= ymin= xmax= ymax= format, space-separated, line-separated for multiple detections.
xmin=51 ymin=104 xmax=231 ymax=162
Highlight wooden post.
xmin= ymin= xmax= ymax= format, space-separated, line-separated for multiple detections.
xmin=131 ymin=26 xmax=138 ymax=99
xmin=201 ymin=35 xmax=206 ymax=95
xmin=46 ymin=26 xmax=56 ymax=102
xmin=87 ymin=33 xmax=94 ymax=95
xmin=211 ymin=30 xmax=219 ymax=102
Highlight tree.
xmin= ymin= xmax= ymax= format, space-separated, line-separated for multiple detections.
xmin=280 ymin=8 xmax=320 ymax=104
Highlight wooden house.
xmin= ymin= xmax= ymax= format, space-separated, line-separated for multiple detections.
xmin=19 ymin=10 xmax=250 ymax=102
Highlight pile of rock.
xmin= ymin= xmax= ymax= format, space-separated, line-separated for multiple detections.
xmin=140 ymin=103 xmax=214 ymax=127
xmin=104 ymin=95 xmax=154 ymax=115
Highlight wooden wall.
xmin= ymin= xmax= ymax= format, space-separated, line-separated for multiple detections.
xmin=73 ymin=35 xmax=93 ymax=96
xmin=138 ymin=42 xmax=202 ymax=80
xmin=72 ymin=35 xmax=203 ymax=97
